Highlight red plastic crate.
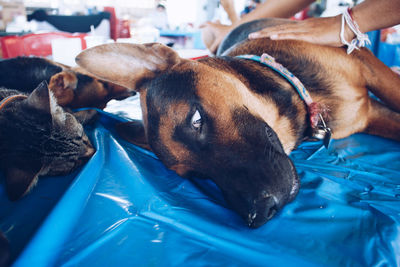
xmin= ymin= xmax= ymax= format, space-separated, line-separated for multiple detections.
xmin=0 ymin=32 xmax=87 ymax=58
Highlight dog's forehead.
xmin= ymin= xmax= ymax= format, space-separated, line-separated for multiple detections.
xmin=142 ymin=62 xmax=246 ymax=169
xmin=146 ymin=62 xmax=198 ymax=107
xmin=195 ymin=62 xmax=245 ymax=108
xmin=146 ymin=61 xmax=249 ymax=130
xmin=193 ymin=62 xmax=280 ymax=131
xmin=145 ymin=60 xmax=282 ymax=135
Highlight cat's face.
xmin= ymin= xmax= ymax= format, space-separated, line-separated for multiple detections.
xmin=38 ymin=108 xmax=94 ymax=176
xmin=0 ymin=82 xmax=95 ymax=200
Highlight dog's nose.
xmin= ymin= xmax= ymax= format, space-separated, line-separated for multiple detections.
xmin=247 ymin=194 xmax=279 ymax=228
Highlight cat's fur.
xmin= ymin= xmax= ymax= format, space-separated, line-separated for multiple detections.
xmin=0 ymin=81 xmax=95 ymax=201
xmin=0 ymin=56 xmax=134 ymax=110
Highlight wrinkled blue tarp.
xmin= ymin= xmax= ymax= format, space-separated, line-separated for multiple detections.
xmin=1 ymin=95 xmax=400 ymax=267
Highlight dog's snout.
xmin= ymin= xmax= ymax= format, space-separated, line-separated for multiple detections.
xmin=247 ymin=194 xmax=279 ymax=228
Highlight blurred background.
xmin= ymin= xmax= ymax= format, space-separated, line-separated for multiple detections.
xmin=0 ymin=0 xmax=399 ymax=66
xmin=1 ymin=1 xmax=400 ymax=266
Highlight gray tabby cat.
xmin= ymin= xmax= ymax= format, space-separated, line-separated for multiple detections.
xmin=0 ymin=81 xmax=95 ymax=201
xmin=0 ymin=231 xmax=9 ymax=267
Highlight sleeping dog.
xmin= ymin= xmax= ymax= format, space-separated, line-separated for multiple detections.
xmin=75 ymin=19 xmax=400 ymax=228
xmin=0 ymin=56 xmax=134 ymax=110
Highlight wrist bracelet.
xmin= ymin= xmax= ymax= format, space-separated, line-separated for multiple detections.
xmin=340 ymin=7 xmax=371 ymax=54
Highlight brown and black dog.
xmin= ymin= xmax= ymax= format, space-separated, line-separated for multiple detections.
xmin=75 ymin=19 xmax=400 ymax=228
xmin=0 ymin=56 xmax=134 ymax=110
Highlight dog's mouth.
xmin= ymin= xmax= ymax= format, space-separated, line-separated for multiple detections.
xmin=249 ymin=160 xmax=300 ymax=228
xmin=209 ymin=149 xmax=300 ymax=228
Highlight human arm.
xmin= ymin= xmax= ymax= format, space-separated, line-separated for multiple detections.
xmin=248 ymin=0 xmax=400 ymax=48
xmin=201 ymin=0 xmax=314 ymax=54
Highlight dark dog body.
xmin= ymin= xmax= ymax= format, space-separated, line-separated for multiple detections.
xmin=0 ymin=56 xmax=133 ymax=109
xmin=76 ymin=19 xmax=400 ymax=228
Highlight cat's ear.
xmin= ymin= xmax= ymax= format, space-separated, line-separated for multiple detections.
xmin=5 ymin=166 xmax=41 ymax=201
xmin=26 ymin=81 xmax=54 ymax=114
xmin=115 ymin=120 xmax=151 ymax=151
xmin=27 ymin=81 xmax=67 ymax=123
xmin=48 ymin=71 xmax=77 ymax=107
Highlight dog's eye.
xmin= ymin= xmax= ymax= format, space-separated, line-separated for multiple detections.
xmin=191 ymin=110 xmax=202 ymax=131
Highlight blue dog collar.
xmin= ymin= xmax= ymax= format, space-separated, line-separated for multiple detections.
xmin=236 ymin=53 xmax=332 ymax=148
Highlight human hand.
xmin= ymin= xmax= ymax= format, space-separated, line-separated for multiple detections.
xmin=200 ymin=21 xmax=235 ymax=54
xmin=248 ymin=15 xmax=355 ymax=48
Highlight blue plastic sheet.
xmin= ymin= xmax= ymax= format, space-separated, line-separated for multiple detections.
xmin=377 ymin=42 xmax=400 ymax=67
xmin=1 ymin=96 xmax=400 ymax=267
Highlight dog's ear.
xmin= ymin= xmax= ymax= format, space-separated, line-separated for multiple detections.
xmin=115 ymin=120 xmax=151 ymax=151
xmin=75 ymin=43 xmax=183 ymax=92
xmin=48 ymin=71 xmax=77 ymax=106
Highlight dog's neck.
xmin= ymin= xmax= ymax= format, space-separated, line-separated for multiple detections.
xmin=232 ymin=79 xmax=297 ymax=154
xmin=236 ymin=53 xmax=332 ymax=148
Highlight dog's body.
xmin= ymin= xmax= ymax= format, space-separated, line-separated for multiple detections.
xmin=0 ymin=56 xmax=134 ymax=109
xmin=76 ymin=19 xmax=400 ymax=228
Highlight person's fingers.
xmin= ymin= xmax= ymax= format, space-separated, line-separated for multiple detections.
xmin=268 ymin=26 xmax=309 ymax=40
xmin=199 ymin=22 xmax=211 ymax=30
xmin=201 ymin=26 xmax=216 ymax=49
xmin=199 ymin=21 xmax=215 ymax=29
xmin=209 ymin=36 xmax=223 ymax=54
xmin=249 ymin=23 xmax=304 ymax=39
xmin=248 ymin=30 xmax=268 ymax=39
xmin=252 ymin=29 xmax=338 ymax=45
xmin=248 ymin=29 xmax=278 ymax=39
xmin=250 ymin=29 xmax=309 ymax=42
xmin=248 ymin=29 xmax=298 ymax=39
xmin=200 ymin=20 xmax=234 ymax=53
xmin=269 ymin=32 xmax=303 ymax=41
xmin=200 ymin=25 xmax=220 ymax=53
xmin=199 ymin=20 xmax=222 ymax=29
xmin=247 ymin=17 xmax=345 ymax=47
xmin=272 ymin=32 xmax=322 ymax=45
xmin=199 ymin=23 xmax=207 ymax=29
